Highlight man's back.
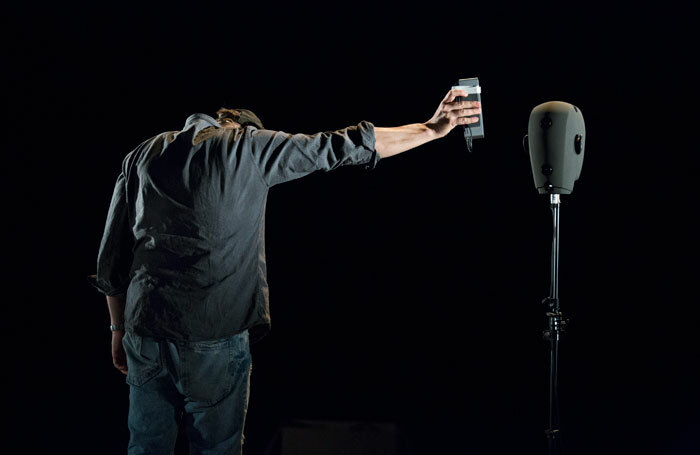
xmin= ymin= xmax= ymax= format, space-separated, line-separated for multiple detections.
xmin=96 ymin=113 xmax=380 ymax=342
xmin=122 ymin=115 xmax=271 ymax=341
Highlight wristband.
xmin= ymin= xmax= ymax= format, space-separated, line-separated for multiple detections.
xmin=110 ymin=323 xmax=125 ymax=332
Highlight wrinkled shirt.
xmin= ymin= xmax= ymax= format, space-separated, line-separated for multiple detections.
xmin=95 ymin=114 xmax=379 ymax=342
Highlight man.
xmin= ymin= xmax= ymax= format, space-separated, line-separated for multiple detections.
xmin=94 ymin=88 xmax=480 ymax=454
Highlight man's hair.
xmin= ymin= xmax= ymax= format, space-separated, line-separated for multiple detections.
xmin=216 ymin=108 xmax=264 ymax=129
xmin=216 ymin=108 xmax=240 ymax=121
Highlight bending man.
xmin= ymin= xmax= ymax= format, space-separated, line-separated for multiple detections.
xmin=94 ymin=88 xmax=480 ymax=454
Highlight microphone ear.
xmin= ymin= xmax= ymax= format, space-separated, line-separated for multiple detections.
xmin=523 ymin=134 xmax=529 ymax=154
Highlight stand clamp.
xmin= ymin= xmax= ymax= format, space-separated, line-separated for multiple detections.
xmin=542 ymin=298 xmax=569 ymax=341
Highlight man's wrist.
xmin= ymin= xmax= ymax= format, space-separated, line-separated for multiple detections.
xmin=422 ymin=121 xmax=445 ymax=139
xmin=110 ymin=322 xmax=125 ymax=332
xmin=106 ymin=295 xmax=126 ymax=332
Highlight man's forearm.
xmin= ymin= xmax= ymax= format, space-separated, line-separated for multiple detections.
xmin=106 ymin=295 xmax=126 ymax=326
xmin=374 ymin=123 xmax=439 ymax=159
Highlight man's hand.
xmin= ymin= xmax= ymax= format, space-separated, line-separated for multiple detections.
xmin=106 ymin=295 xmax=127 ymax=375
xmin=425 ymin=88 xmax=481 ymax=139
xmin=374 ymin=89 xmax=482 ymax=158
xmin=111 ymin=331 xmax=128 ymax=375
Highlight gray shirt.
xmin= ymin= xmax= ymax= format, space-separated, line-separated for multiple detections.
xmin=94 ymin=114 xmax=379 ymax=342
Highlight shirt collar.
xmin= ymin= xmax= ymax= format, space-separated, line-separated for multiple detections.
xmin=183 ymin=113 xmax=220 ymax=133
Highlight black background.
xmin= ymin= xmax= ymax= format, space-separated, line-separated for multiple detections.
xmin=3 ymin=2 xmax=697 ymax=454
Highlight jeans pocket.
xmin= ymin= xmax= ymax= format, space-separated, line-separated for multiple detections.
xmin=122 ymin=332 xmax=163 ymax=387
xmin=183 ymin=331 xmax=250 ymax=405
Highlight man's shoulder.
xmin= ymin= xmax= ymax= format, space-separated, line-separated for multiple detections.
xmin=193 ymin=126 xmax=228 ymax=145
xmin=120 ymin=131 xmax=176 ymax=172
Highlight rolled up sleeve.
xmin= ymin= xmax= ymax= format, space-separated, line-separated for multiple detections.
xmin=94 ymin=171 xmax=134 ymax=297
xmin=248 ymin=121 xmax=380 ymax=187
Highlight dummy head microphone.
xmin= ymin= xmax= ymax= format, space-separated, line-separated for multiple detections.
xmin=521 ymin=102 xmax=585 ymax=451
xmin=523 ymin=101 xmax=585 ymax=194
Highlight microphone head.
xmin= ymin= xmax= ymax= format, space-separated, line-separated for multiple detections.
xmin=527 ymin=101 xmax=585 ymax=194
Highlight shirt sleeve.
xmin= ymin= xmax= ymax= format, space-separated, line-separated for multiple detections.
xmin=246 ymin=120 xmax=380 ymax=187
xmin=93 ymin=168 xmax=134 ymax=297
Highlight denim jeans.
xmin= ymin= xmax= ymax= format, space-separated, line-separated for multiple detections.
xmin=122 ymin=330 xmax=252 ymax=455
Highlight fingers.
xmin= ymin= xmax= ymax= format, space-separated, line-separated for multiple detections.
xmin=444 ymin=103 xmax=481 ymax=125
xmin=442 ymin=88 xmax=468 ymax=103
xmin=457 ymin=116 xmax=480 ymax=125
xmin=112 ymin=337 xmax=129 ymax=375
xmin=452 ymin=106 xmax=481 ymax=117
xmin=445 ymin=99 xmax=481 ymax=110
xmin=113 ymin=359 xmax=128 ymax=375
xmin=442 ymin=96 xmax=481 ymax=124
xmin=442 ymin=89 xmax=483 ymax=106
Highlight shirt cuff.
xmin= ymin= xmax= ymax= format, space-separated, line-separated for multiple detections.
xmin=358 ymin=121 xmax=381 ymax=170
xmin=87 ymin=274 xmax=126 ymax=298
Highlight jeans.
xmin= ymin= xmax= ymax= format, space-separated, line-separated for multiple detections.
xmin=122 ymin=330 xmax=252 ymax=455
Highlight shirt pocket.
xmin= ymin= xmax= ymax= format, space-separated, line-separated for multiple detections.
xmin=122 ymin=332 xmax=163 ymax=387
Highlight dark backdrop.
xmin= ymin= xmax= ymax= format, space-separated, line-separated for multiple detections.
xmin=3 ymin=3 xmax=697 ymax=454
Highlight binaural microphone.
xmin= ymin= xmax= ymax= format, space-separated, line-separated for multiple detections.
xmin=524 ymin=101 xmax=585 ymax=195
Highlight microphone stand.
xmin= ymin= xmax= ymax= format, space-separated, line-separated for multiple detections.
xmin=543 ymin=193 xmax=568 ymax=454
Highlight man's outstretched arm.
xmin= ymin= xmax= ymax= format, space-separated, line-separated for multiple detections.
xmin=374 ymin=88 xmax=481 ymax=158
